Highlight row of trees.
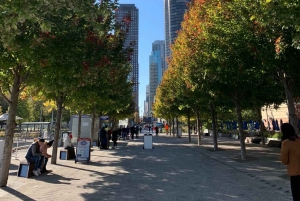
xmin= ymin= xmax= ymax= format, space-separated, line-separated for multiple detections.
xmin=0 ymin=0 xmax=135 ymax=187
xmin=154 ymin=0 xmax=300 ymax=159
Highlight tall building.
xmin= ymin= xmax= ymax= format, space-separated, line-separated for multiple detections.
xmin=149 ymin=40 xmax=165 ymax=117
xmin=116 ymin=4 xmax=139 ymax=113
xmin=164 ymin=0 xmax=190 ymax=70
xmin=145 ymin=85 xmax=150 ymax=117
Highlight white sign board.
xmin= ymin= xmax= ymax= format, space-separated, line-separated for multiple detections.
xmin=76 ymin=138 xmax=91 ymax=162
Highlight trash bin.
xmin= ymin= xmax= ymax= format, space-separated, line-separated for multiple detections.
xmin=177 ymin=127 xmax=182 ymax=138
xmin=143 ymin=133 xmax=153 ymax=149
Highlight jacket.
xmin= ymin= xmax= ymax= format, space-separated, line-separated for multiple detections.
xmin=25 ymin=142 xmax=41 ymax=162
xmin=280 ymin=138 xmax=300 ymax=176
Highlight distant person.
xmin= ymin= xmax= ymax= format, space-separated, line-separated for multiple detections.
xmin=25 ymin=139 xmax=43 ymax=176
xmin=155 ymin=126 xmax=159 ymax=136
xmin=107 ymin=128 xmax=112 ymax=149
xmin=280 ymin=123 xmax=300 ymax=201
xmin=149 ymin=125 xmax=151 ymax=132
xmin=130 ymin=126 xmax=135 ymax=140
xmin=135 ymin=126 xmax=139 ymax=138
xmin=126 ymin=125 xmax=129 ymax=140
xmin=99 ymin=126 xmax=108 ymax=149
xmin=165 ymin=124 xmax=169 ymax=135
xmin=64 ymin=135 xmax=76 ymax=158
xmin=139 ymin=126 xmax=142 ymax=133
xmin=112 ymin=129 xmax=118 ymax=148
xmin=121 ymin=126 xmax=126 ymax=140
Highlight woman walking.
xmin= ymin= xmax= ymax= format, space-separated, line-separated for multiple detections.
xmin=280 ymin=123 xmax=300 ymax=201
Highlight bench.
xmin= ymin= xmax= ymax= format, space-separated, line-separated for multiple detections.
xmin=268 ymin=140 xmax=281 ymax=148
xmin=17 ymin=160 xmax=35 ymax=178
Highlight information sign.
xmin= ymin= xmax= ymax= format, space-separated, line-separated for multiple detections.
xmin=75 ymin=138 xmax=91 ymax=163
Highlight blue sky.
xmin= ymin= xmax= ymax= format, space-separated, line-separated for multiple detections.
xmin=118 ymin=0 xmax=165 ymax=115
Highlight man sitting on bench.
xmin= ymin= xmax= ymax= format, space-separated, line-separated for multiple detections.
xmin=25 ymin=139 xmax=43 ymax=176
xmin=63 ymin=135 xmax=76 ymax=158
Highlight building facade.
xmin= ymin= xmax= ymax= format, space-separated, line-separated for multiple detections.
xmin=149 ymin=40 xmax=165 ymax=117
xmin=116 ymin=4 xmax=139 ymax=113
xmin=164 ymin=0 xmax=190 ymax=70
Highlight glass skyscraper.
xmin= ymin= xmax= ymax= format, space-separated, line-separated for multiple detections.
xmin=164 ymin=0 xmax=190 ymax=70
xmin=116 ymin=4 xmax=139 ymax=113
xmin=149 ymin=40 xmax=165 ymax=117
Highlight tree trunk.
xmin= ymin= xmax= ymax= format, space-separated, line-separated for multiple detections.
xmin=196 ymin=111 xmax=202 ymax=145
xmin=51 ymin=95 xmax=64 ymax=164
xmin=187 ymin=108 xmax=191 ymax=142
xmin=78 ymin=111 xmax=82 ymax=139
xmin=90 ymin=110 xmax=96 ymax=143
xmin=172 ymin=118 xmax=175 ymax=137
xmin=176 ymin=116 xmax=179 ymax=137
xmin=234 ymin=97 xmax=247 ymax=160
xmin=210 ymin=105 xmax=218 ymax=150
xmin=0 ymin=74 xmax=20 ymax=187
xmin=282 ymin=77 xmax=298 ymax=134
xmin=255 ymin=106 xmax=265 ymax=145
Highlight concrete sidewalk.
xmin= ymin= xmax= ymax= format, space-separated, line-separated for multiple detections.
xmin=0 ymin=132 xmax=292 ymax=201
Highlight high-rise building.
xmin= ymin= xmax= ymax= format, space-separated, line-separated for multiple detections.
xmin=116 ymin=4 xmax=139 ymax=113
xmin=164 ymin=0 xmax=190 ymax=70
xmin=145 ymin=85 xmax=150 ymax=117
xmin=149 ymin=40 xmax=165 ymax=117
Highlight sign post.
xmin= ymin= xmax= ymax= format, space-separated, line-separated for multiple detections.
xmin=75 ymin=138 xmax=91 ymax=163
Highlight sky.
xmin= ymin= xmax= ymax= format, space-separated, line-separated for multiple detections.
xmin=118 ymin=0 xmax=165 ymax=115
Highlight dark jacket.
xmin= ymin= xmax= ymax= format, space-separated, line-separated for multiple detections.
xmin=25 ymin=142 xmax=41 ymax=162
xmin=112 ymin=130 xmax=118 ymax=141
xmin=99 ymin=127 xmax=107 ymax=142
xmin=130 ymin=126 xmax=135 ymax=134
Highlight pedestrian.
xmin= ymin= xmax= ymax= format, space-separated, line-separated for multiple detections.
xmin=149 ymin=125 xmax=151 ymax=132
xmin=165 ymin=123 xmax=169 ymax=135
xmin=99 ymin=126 xmax=108 ymax=149
xmin=121 ymin=126 xmax=126 ymax=140
xmin=107 ymin=128 xmax=112 ymax=149
xmin=280 ymin=123 xmax=300 ymax=201
xmin=126 ymin=125 xmax=130 ymax=140
xmin=135 ymin=126 xmax=139 ymax=138
xmin=139 ymin=126 xmax=142 ymax=133
xmin=112 ymin=129 xmax=118 ymax=148
xmin=155 ymin=126 xmax=159 ymax=136
xmin=130 ymin=125 xmax=135 ymax=140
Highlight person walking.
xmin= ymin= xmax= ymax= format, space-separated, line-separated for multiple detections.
xmin=280 ymin=123 xmax=300 ymax=201
xmin=135 ymin=125 xmax=139 ymax=138
xmin=126 ymin=125 xmax=130 ymax=140
xmin=99 ymin=126 xmax=108 ymax=149
xmin=130 ymin=125 xmax=135 ymax=140
xmin=148 ymin=125 xmax=151 ymax=133
xmin=112 ymin=129 xmax=118 ymax=148
xmin=165 ymin=123 xmax=169 ymax=135
xmin=121 ymin=126 xmax=126 ymax=140
xmin=155 ymin=126 xmax=159 ymax=136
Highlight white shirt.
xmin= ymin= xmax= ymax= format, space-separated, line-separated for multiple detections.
xmin=63 ymin=136 xmax=72 ymax=148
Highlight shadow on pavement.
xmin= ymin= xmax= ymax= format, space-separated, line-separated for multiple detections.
xmin=1 ymin=187 xmax=35 ymax=201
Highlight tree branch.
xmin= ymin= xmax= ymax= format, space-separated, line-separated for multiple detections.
xmin=0 ymin=87 xmax=12 ymax=104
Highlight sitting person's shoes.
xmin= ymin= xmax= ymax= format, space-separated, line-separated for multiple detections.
xmin=33 ymin=170 xmax=39 ymax=176
xmin=37 ymin=168 xmax=42 ymax=175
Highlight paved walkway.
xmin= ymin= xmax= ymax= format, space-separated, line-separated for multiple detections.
xmin=0 ymin=131 xmax=292 ymax=201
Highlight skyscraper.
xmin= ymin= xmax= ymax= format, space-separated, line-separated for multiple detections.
xmin=164 ymin=0 xmax=190 ymax=70
xmin=116 ymin=4 xmax=139 ymax=113
xmin=149 ymin=40 xmax=165 ymax=117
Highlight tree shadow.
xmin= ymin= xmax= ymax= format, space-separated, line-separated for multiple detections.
xmin=0 ymin=186 xmax=35 ymax=201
